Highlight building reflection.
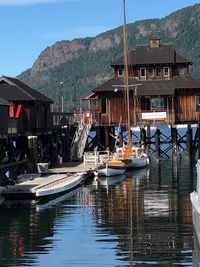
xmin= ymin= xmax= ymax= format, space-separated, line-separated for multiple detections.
xmin=0 ymin=159 xmax=194 ymax=266
xmin=0 ymin=188 xmax=81 ymax=267
xmin=80 ymin=160 xmax=193 ymax=265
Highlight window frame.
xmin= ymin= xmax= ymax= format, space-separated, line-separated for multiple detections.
xmin=118 ymin=68 xmax=124 ymax=77
xmin=147 ymin=67 xmax=154 ymax=78
xmin=163 ymin=67 xmax=169 ymax=77
xmin=140 ymin=68 xmax=146 ymax=79
xmin=156 ymin=67 xmax=162 ymax=77
xmin=196 ymin=96 xmax=200 ymax=112
xmin=150 ymin=97 xmax=164 ymax=111
xmin=101 ymin=97 xmax=107 ymax=114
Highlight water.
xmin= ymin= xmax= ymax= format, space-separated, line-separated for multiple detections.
xmin=0 ymin=158 xmax=197 ymax=267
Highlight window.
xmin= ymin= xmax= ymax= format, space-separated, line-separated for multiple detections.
xmin=178 ymin=67 xmax=184 ymax=75
xmin=102 ymin=97 xmax=107 ymax=113
xmin=140 ymin=68 xmax=146 ymax=79
xmin=156 ymin=67 xmax=162 ymax=77
xmin=150 ymin=98 xmax=164 ymax=110
xmin=118 ymin=68 xmax=124 ymax=76
xmin=163 ymin=67 xmax=169 ymax=77
xmin=196 ymin=96 xmax=200 ymax=112
xmin=148 ymin=67 xmax=154 ymax=77
xmin=142 ymin=97 xmax=165 ymax=111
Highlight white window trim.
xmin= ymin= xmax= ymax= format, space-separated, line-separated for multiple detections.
xmin=118 ymin=68 xmax=124 ymax=77
xmin=148 ymin=67 xmax=154 ymax=77
xmin=163 ymin=67 xmax=169 ymax=77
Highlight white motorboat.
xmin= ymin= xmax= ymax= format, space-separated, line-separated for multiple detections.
xmin=97 ymin=159 xmax=126 ymax=177
xmin=4 ymin=172 xmax=84 ymax=200
xmin=190 ymin=160 xmax=200 ymax=247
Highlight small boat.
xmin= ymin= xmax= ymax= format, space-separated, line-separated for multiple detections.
xmin=4 ymin=172 xmax=84 ymax=200
xmin=115 ymin=146 xmax=149 ymax=169
xmin=111 ymin=0 xmax=149 ymax=170
xmin=190 ymin=160 xmax=200 ymax=247
xmin=35 ymin=173 xmax=83 ymax=198
xmin=97 ymin=159 xmax=126 ymax=177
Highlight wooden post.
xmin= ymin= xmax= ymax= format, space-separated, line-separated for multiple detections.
xmin=155 ymin=129 xmax=161 ymax=162
xmin=146 ymin=125 xmax=151 ymax=156
xmin=197 ymin=123 xmax=200 ymax=159
xmin=186 ymin=124 xmax=193 ymax=159
xmin=171 ymin=126 xmax=178 ymax=182
xmin=171 ymin=126 xmax=177 ymax=159
xmin=140 ymin=127 xmax=146 ymax=151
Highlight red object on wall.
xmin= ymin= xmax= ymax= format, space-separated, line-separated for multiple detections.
xmin=15 ymin=104 xmax=22 ymax=118
xmin=9 ymin=104 xmax=15 ymax=118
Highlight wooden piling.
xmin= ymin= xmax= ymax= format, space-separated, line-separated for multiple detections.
xmin=186 ymin=124 xmax=193 ymax=159
xmin=197 ymin=123 xmax=200 ymax=159
xmin=155 ymin=129 xmax=161 ymax=162
xmin=140 ymin=127 xmax=146 ymax=151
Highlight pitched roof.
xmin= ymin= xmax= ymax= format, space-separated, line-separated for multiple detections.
xmin=0 ymin=76 xmax=53 ymax=103
xmin=112 ymin=45 xmax=191 ymax=66
xmin=0 ymin=97 xmax=10 ymax=106
xmin=92 ymin=75 xmax=200 ymax=96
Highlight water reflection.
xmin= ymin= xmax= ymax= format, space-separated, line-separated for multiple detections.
xmin=0 ymin=188 xmax=82 ymax=267
xmin=193 ymin=233 xmax=200 ymax=267
xmin=0 ymin=158 xmax=195 ymax=266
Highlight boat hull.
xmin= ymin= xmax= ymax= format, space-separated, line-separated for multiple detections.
xmin=35 ymin=174 xmax=83 ymax=198
xmin=97 ymin=166 xmax=126 ymax=177
xmin=123 ymin=153 xmax=149 ymax=169
xmin=190 ymin=192 xmax=200 ymax=247
xmin=4 ymin=173 xmax=84 ymax=200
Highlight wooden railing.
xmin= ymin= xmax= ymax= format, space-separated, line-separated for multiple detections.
xmin=52 ymin=109 xmax=100 ymax=127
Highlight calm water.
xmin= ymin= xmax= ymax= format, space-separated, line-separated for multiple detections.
xmin=0 ymin=157 xmax=198 ymax=266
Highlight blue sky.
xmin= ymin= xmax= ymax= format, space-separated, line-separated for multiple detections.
xmin=0 ymin=0 xmax=199 ymax=77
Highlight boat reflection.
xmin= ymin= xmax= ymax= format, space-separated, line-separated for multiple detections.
xmin=193 ymin=232 xmax=200 ymax=267
xmin=36 ymin=186 xmax=82 ymax=211
xmin=125 ymin=167 xmax=150 ymax=180
xmin=97 ymin=174 xmax=125 ymax=187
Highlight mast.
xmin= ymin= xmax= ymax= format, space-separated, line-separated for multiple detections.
xmin=123 ymin=0 xmax=132 ymax=146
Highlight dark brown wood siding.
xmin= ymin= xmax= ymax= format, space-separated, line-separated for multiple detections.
xmin=0 ymin=106 xmax=8 ymax=134
xmin=175 ymin=94 xmax=200 ymax=123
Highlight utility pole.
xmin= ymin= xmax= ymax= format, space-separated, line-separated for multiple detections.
xmin=60 ymin=81 xmax=64 ymax=112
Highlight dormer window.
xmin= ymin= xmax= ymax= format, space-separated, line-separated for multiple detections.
xmin=163 ymin=67 xmax=169 ymax=78
xmin=148 ymin=67 xmax=154 ymax=78
xmin=178 ymin=67 xmax=184 ymax=75
xmin=140 ymin=68 xmax=146 ymax=79
xmin=118 ymin=68 xmax=124 ymax=76
xmin=156 ymin=67 xmax=162 ymax=77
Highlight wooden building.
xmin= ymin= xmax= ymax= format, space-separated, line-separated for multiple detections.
xmin=0 ymin=76 xmax=53 ymax=135
xmin=0 ymin=97 xmax=10 ymax=136
xmin=92 ymin=37 xmax=200 ymax=127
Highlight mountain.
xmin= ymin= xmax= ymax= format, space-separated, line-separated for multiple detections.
xmin=18 ymin=4 xmax=200 ymax=111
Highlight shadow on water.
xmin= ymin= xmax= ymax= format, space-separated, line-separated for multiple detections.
xmin=0 ymin=157 xmax=197 ymax=266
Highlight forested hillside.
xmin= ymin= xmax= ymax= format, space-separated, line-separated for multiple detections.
xmin=18 ymin=4 xmax=200 ymax=111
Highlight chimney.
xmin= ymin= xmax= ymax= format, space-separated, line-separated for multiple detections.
xmin=150 ymin=36 xmax=160 ymax=48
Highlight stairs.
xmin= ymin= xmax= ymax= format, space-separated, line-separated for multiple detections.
xmin=70 ymin=123 xmax=92 ymax=161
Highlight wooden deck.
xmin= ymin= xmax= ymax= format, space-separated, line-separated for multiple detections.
xmin=49 ymin=162 xmax=97 ymax=174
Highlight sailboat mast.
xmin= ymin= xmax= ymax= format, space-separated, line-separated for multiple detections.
xmin=123 ymin=0 xmax=132 ymax=146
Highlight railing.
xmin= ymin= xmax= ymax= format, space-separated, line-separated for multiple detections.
xmin=52 ymin=109 xmax=100 ymax=127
